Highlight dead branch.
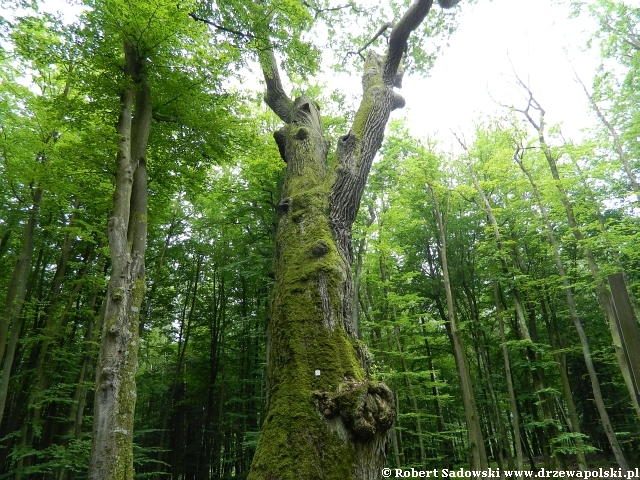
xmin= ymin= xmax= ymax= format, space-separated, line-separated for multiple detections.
xmin=343 ymin=22 xmax=394 ymax=63
xmin=303 ymin=1 xmax=361 ymax=19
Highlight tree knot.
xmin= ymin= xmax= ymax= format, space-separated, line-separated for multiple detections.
xmin=314 ymin=380 xmax=394 ymax=442
xmin=111 ymin=287 xmax=125 ymax=302
xmin=310 ymin=240 xmax=329 ymax=258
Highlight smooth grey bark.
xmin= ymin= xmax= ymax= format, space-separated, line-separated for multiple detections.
xmin=87 ymin=38 xmax=152 ymax=480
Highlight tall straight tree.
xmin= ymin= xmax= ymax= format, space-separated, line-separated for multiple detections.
xmin=83 ymin=0 xmax=243 ymax=472
xmin=426 ymin=182 xmax=489 ymax=471
xmin=248 ymin=0 xmax=463 ymax=478
xmin=88 ymin=34 xmax=152 ymax=480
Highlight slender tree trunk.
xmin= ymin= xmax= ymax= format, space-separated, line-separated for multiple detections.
xmin=463 ymin=280 xmax=512 ymax=473
xmin=377 ymin=231 xmax=427 ymax=468
xmin=463 ymin=148 xmax=573 ymax=469
xmin=428 ymin=184 xmax=488 ymax=470
xmin=392 ymin=320 xmax=426 ymax=467
xmin=58 ymin=285 xmax=103 ymax=480
xmin=0 ymin=187 xmax=42 ymax=428
xmin=513 ymin=148 xmax=629 ymax=471
xmin=421 ymin=321 xmax=454 ymax=468
xmin=540 ymin=292 xmax=587 ymax=471
xmin=21 ymin=217 xmax=97 ymax=476
xmin=493 ymin=282 xmax=524 ymax=473
xmin=140 ymin=213 xmax=179 ymax=335
xmin=517 ymin=88 xmax=640 ymax=424
xmin=88 ymin=38 xmax=152 ymax=480
xmin=156 ymin=257 xmax=200 ymax=478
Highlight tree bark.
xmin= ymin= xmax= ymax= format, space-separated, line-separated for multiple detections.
xmin=249 ymin=1 xmax=460 ymax=477
xmin=87 ymin=38 xmax=152 ymax=480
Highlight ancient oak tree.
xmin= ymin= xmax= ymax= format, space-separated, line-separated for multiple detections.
xmin=248 ymin=0 xmax=462 ymax=478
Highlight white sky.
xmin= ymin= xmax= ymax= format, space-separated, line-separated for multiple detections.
xmin=399 ymin=0 xmax=601 ymax=145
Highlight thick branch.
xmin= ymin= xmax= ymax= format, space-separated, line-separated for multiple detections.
xmin=262 ymin=50 xmax=294 ymax=124
xmin=383 ymin=0 xmax=434 ymax=84
xmin=331 ymin=0 xmax=462 ymax=258
xmin=380 ymin=0 xmax=461 ymax=83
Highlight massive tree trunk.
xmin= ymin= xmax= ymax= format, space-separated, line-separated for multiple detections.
xmin=248 ymin=1 xmax=461 ymax=477
xmin=87 ymin=38 xmax=152 ymax=480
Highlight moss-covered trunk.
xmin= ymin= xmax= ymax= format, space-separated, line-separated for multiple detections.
xmin=248 ymin=91 xmax=394 ymax=479
xmin=248 ymin=2 xmax=464 ymax=476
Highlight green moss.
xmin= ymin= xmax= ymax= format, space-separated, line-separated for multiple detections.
xmin=113 ymin=276 xmax=144 ymax=480
xmin=105 ymin=316 xmax=116 ymax=333
xmin=351 ymin=53 xmax=384 ymax=138
xmin=249 ymin=94 xmax=392 ymax=478
xmin=351 ymin=92 xmax=375 ymax=139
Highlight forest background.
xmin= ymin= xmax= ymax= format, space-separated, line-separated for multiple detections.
xmin=0 ymin=0 xmax=639 ymax=478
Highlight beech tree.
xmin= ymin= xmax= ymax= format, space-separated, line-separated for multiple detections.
xmin=247 ymin=0 xmax=463 ymax=478
xmin=84 ymin=0 xmax=237 ymax=477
